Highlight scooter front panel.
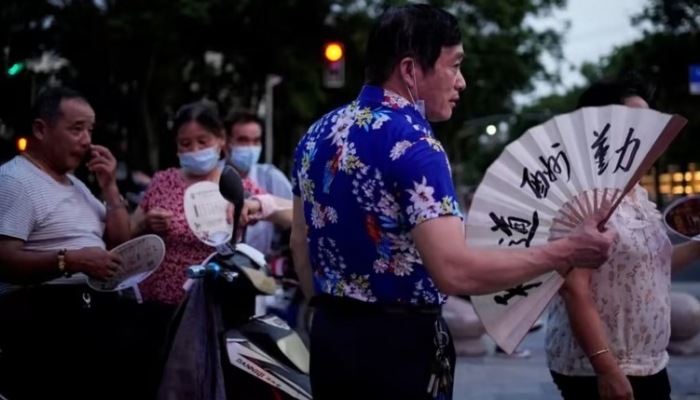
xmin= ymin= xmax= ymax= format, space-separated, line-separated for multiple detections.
xmin=238 ymin=315 xmax=310 ymax=374
xmin=225 ymin=334 xmax=312 ymax=399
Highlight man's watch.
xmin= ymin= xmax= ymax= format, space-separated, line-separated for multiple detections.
xmin=57 ymin=249 xmax=73 ymax=278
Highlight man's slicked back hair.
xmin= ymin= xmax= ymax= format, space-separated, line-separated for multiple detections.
xmin=365 ymin=4 xmax=462 ymax=86
xmin=31 ymin=86 xmax=88 ymax=127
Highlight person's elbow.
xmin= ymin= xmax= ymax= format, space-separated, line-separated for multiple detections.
xmin=426 ymin=259 xmax=489 ymax=297
xmin=426 ymin=263 xmax=467 ymax=296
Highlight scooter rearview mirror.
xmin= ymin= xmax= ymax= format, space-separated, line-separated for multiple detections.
xmin=220 ymin=165 xmax=245 ymax=247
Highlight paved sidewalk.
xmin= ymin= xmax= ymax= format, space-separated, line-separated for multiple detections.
xmin=453 ymin=334 xmax=700 ymax=399
xmin=453 ymin=283 xmax=700 ymax=400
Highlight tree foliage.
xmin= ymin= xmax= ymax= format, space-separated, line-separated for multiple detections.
xmin=0 ymin=0 xmax=568 ymax=174
xmin=517 ymin=0 xmax=700 ymax=170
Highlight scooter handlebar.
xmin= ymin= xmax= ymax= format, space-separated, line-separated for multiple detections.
xmin=187 ymin=262 xmax=222 ymax=279
xmin=186 ymin=262 xmax=239 ymax=283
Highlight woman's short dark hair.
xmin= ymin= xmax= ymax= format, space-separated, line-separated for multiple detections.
xmin=365 ymin=4 xmax=462 ymax=86
xmin=173 ymin=102 xmax=225 ymax=138
xmin=577 ymin=72 xmax=654 ymax=109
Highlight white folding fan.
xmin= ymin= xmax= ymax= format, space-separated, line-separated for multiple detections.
xmin=465 ymin=104 xmax=686 ymax=354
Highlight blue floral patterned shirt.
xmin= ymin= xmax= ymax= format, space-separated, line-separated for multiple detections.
xmin=291 ymin=85 xmax=462 ymax=305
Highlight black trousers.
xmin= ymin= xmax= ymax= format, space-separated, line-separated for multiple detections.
xmin=0 ymin=285 xmax=174 ymax=400
xmin=309 ymin=296 xmax=455 ymax=400
xmin=551 ymin=369 xmax=672 ymax=400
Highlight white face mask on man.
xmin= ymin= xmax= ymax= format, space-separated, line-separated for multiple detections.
xmin=405 ymin=60 xmax=426 ymax=118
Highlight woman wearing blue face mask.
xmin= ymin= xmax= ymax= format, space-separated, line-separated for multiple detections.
xmin=128 ymin=102 xmax=293 ymax=395
xmin=131 ymin=102 xmax=292 ymax=307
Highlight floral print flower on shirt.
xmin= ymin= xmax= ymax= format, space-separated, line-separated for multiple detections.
xmin=291 ymin=85 xmax=462 ymax=305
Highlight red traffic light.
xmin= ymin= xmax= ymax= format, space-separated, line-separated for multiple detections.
xmin=324 ymin=42 xmax=344 ymax=62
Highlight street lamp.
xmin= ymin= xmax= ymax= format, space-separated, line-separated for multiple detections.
xmin=451 ymin=112 xmax=552 ymax=185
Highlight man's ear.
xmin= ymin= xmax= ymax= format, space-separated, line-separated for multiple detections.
xmin=32 ymin=119 xmax=47 ymax=141
xmin=398 ymin=57 xmax=415 ymax=90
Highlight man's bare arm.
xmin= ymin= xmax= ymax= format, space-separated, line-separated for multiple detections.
xmin=102 ymin=184 xmax=131 ymax=248
xmin=0 ymin=238 xmax=63 ymax=284
xmin=412 ymin=215 xmax=608 ymax=296
xmin=253 ymin=194 xmax=293 ymax=229
xmin=268 ymin=196 xmax=292 ymax=228
xmin=130 ymin=206 xmax=148 ymax=238
xmin=290 ymin=196 xmax=314 ymax=300
xmin=0 ymin=176 xmax=63 ymax=284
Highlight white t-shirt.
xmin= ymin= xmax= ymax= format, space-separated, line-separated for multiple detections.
xmin=0 ymin=156 xmax=107 ymax=294
xmin=545 ymin=185 xmax=673 ymax=376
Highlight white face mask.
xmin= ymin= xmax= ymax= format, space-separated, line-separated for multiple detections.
xmin=405 ymin=60 xmax=426 ymax=118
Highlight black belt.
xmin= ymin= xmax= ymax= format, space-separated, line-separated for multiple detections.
xmin=309 ymin=294 xmax=441 ymax=316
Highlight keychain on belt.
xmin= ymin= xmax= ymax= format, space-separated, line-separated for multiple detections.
xmin=427 ymin=319 xmax=452 ymax=399
xmin=82 ymin=292 xmax=91 ymax=309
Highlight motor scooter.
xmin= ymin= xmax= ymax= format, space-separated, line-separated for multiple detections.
xmin=184 ymin=166 xmax=312 ymax=400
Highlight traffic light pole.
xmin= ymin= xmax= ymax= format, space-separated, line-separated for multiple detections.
xmin=264 ymin=75 xmax=282 ymax=165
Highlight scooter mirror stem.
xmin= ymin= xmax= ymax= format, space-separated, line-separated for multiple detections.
xmin=220 ymin=165 xmax=245 ymax=251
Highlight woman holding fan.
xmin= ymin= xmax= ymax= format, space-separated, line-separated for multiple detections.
xmin=131 ymin=102 xmax=292 ymax=307
xmin=128 ymin=102 xmax=292 ymax=398
xmin=545 ymin=74 xmax=700 ymax=400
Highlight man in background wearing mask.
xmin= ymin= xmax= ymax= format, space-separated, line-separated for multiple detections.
xmin=223 ymin=112 xmax=293 ymax=257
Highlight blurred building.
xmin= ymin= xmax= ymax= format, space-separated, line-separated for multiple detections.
xmin=641 ymin=163 xmax=700 ymax=208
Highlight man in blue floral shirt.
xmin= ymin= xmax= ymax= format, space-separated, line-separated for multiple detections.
xmin=290 ymin=4 xmax=617 ymax=400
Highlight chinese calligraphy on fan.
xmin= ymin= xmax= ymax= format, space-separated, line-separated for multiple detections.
xmin=485 ymin=120 xmax=649 ymax=307
xmin=488 ymin=210 xmax=543 ymax=305
xmin=520 ymin=143 xmax=571 ymax=199
xmin=489 ymin=210 xmax=540 ymax=248
xmin=590 ymin=123 xmax=641 ymax=175
xmin=493 ymin=141 xmax=572 ymax=305
xmin=493 ymin=282 xmax=543 ymax=305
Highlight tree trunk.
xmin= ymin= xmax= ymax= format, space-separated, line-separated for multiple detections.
xmin=140 ymin=52 xmax=158 ymax=172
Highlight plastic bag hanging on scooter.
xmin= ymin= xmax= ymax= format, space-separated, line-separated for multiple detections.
xmin=159 ymin=166 xmax=313 ymax=400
